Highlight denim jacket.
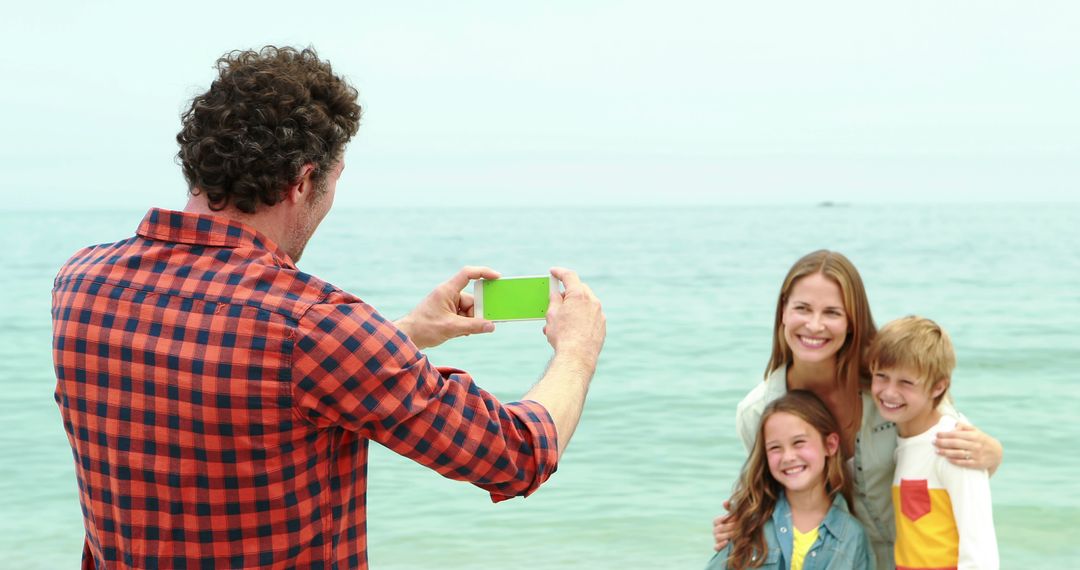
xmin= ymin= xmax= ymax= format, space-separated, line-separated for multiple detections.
xmin=705 ymin=493 xmax=875 ymax=570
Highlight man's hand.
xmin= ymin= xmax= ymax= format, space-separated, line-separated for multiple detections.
xmin=521 ymin=267 xmax=606 ymax=459
xmin=543 ymin=267 xmax=606 ymax=365
xmin=395 ymin=266 xmax=500 ymax=350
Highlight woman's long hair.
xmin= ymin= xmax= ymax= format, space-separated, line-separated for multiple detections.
xmin=765 ymin=250 xmax=877 ymax=395
xmin=725 ymin=391 xmax=853 ymax=570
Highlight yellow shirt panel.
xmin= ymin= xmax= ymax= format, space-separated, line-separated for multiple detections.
xmin=791 ymin=525 xmax=819 ymax=570
xmin=892 ymin=483 xmax=959 ymax=569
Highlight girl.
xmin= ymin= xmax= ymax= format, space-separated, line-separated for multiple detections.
xmin=707 ymin=391 xmax=873 ymax=570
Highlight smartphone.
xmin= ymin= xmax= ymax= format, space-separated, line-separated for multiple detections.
xmin=473 ymin=275 xmax=557 ymax=322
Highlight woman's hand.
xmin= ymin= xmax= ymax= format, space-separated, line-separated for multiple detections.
xmin=712 ymin=501 xmax=734 ymax=551
xmin=934 ymin=423 xmax=1003 ymax=475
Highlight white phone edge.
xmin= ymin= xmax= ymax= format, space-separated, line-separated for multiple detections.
xmin=473 ymin=275 xmax=557 ymax=322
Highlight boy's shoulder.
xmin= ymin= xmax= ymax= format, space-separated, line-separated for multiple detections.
xmin=896 ymin=415 xmax=958 ymax=452
xmin=896 ymin=415 xmax=991 ymax=486
xmin=931 ymin=414 xmax=960 ymax=433
xmin=894 ymin=416 xmax=956 ymax=483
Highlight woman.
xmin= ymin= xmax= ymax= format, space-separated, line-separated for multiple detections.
xmin=713 ymin=250 xmax=1002 ymax=569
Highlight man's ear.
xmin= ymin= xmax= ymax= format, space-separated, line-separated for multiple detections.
xmin=284 ymin=164 xmax=317 ymax=204
xmin=824 ymin=432 xmax=840 ymax=457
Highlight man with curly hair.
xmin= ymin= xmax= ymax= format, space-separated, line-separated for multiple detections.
xmin=52 ymin=46 xmax=606 ymax=569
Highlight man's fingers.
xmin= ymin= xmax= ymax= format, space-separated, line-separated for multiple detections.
xmin=548 ymin=283 xmax=564 ymax=310
xmin=446 ymin=266 xmax=501 ymax=292
xmin=550 ymin=266 xmax=582 ymax=290
xmin=547 ymin=270 xmax=567 ymax=311
xmin=459 ymin=292 xmax=475 ymax=315
xmin=453 ymin=314 xmax=494 ymax=335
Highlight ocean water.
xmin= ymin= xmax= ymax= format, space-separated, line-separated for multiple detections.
xmin=1 ymin=203 xmax=1077 ymax=568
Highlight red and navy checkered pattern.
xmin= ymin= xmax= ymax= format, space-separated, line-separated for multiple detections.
xmin=52 ymin=208 xmax=558 ymax=569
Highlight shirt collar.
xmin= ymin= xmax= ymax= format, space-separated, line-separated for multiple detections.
xmin=772 ymin=492 xmax=792 ymax=522
xmin=136 ymin=208 xmax=297 ymax=269
xmin=771 ymin=491 xmax=852 ymax=542
xmin=820 ymin=493 xmax=853 ymax=540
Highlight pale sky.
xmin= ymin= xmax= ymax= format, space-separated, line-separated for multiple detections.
xmin=2 ymin=1 xmax=1077 ymax=210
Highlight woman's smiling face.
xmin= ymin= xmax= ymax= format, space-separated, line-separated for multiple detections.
xmin=782 ymin=273 xmax=849 ymax=366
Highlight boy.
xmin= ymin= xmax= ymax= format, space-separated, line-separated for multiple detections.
xmin=868 ymin=316 xmax=999 ymax=570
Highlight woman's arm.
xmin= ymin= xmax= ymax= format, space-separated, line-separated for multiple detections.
xmin=934 ymin=423 xmax=1003 ymax=475
xmin=712 ymin=500 xmax=734 ymax=551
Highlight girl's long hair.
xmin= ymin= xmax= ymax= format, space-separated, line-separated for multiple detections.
xmin=765 ymin=250 xmax=877 ymax=395
xmin=725 ymin=391 xmax=853 ymax=570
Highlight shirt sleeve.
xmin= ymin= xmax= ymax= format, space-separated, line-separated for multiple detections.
xmin=735 ymin=382 xmax=768 ymax=453
xmin=290 ymin=295 xmax=558 ymax=501
xmin=938 ymin=398 xmax=970 ymax=424
xmin=704 ymin=545 xmax=732 ymax=570
xmin=936 ymin=459 xmax=999 ymax=570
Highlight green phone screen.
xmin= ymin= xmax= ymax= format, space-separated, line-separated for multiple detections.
xmin=482 ymin=277 xmax=551 ymax=320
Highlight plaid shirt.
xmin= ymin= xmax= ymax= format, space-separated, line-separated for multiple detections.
xmin=52 ymin=208 xmax=558 ymax=569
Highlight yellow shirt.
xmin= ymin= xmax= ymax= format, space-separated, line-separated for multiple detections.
xmin=791 ymin=525 xmax=820 ymax=570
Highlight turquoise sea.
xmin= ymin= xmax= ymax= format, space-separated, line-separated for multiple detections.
xmin=1 ymin=204 xmax=1077 ymax=568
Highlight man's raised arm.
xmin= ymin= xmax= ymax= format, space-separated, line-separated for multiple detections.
xmin=523 ymin=267 xmax=605 ymax=459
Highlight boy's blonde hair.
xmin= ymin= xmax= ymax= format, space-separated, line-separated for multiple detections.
xmin=867 ymin=315 xmax=956 ymax=407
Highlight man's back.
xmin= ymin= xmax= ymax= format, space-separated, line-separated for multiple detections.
xmin=53 ymin=209 xmax=558 ymax=569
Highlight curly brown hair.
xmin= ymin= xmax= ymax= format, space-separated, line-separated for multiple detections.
xmin=177 ymin=46 xmax=362 ymax=213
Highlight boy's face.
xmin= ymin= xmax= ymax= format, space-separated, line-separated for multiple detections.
xmin=871 ymin=365 xmax=947 ymax=437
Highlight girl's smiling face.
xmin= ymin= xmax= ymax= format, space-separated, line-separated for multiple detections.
xmin=782 ymin=273 xmax=849 ymax=366
xmin=763 ymin=411 xmax=839 ymax=496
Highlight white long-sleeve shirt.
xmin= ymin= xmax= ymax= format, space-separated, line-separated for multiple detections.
xmin=892 ymin=415 xmax=999 ymax=570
